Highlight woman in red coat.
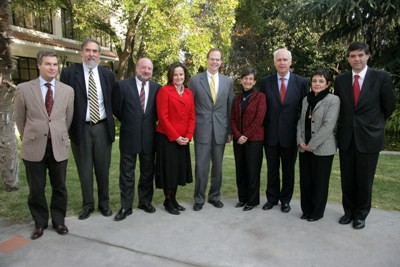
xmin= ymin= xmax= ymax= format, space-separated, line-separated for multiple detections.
xmin=231 ymin=67 xmax=267 ymax=211
xmin=155 ymin=62 xmax=195 ymax=215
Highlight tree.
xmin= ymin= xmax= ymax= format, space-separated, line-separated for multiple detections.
xmin=289 ymin=0 xmax=400 ymax=134
xmin=0 ymin=0 xmax=19 ymax=191
xmin=71 ymin=0 xmax=239 ymax=81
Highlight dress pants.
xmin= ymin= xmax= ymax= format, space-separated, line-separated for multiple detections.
xmin=339 ymin=139 xmax=379 ymax=221
xmin=23 ymin=141 xmax=67 ymax=228
xmin=71 ymin=121 xmax=112 ymax=210
xmin=194 ymin=137 xmax=225 ymax=204
xmin=119 ymin=151 xmax=155 ymax=209
xmin=299 ymin=152 xmax=334 ymax=219
xmin=233 ymin=141 xmax=263 ymax=206
xmin=264 ymin=144 xmax=298 ymax=204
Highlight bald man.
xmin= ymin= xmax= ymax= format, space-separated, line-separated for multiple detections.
xmin=112 ymin=58 xmax=162 ymax=221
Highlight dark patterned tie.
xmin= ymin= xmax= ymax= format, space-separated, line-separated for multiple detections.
xmin=45 ymin=83 xmax=53 ymax=139
xmin=353 ymin=74 xmax=361 ymax=107
xmin=280 ymin=77 xmax=286 ymax=104
xmin=88 ymin=69 xmax=100 ymax=123
xmin=140 ymin=82 xmax=146 ymax=112
xmin=45 ymin=83 xmax=53 ymax=116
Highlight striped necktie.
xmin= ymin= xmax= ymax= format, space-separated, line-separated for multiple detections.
xmin=88 ymin=69 xmax=100 ymax=123
xmin=140 ymin=82 xmax=146 ymax=112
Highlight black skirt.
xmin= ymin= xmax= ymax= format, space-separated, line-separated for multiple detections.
xmin=155 ymin=132 xmax=193 ymax=189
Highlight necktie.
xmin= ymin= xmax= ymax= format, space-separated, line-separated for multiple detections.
xmin=45 ymin=83 xmax=53 ymax=139
xmin=140 ymin=82 xmax=146 ymax=112
xmin=353 ymin=74 xmax=361 ymax=107
xmin=45 ymin=83 xmax=53 ymax=116
xmin=210 ymin=74 xmax=217 ymax=105
xmin=280 ymin=77 xmax=286 ymax=104
xmin=88 ymin=69 xmax=100 ymax=123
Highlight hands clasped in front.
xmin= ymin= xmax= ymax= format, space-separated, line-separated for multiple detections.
xmin=176 ymin=136 xmax=190 ymax=145
xmin=299 ymin=143 xmax=314 ymax=152
xmin=236 ymin=135 xmax=248 ymax=145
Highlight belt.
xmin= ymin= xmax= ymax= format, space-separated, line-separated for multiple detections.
xmin=85 ymin=119 xmax=107 ymax=125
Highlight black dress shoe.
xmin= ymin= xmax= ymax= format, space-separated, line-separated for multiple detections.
xmin=262 ymin=202 xmax=275 ymax=210
xmin=307 ymin=217 xmax=320 ymax=222
xmin=300 ymin=214 xmax=309 ymax=220
xmin=235 ymin=202 xmax=246 ymax=208
xmin=114 ymin=208 xmax=133 ymax=221
xmin=243 ymin=205 xmax=254 ymax=211
xmin=78 ymin=208 xmax=94 ymax=220
xmin=193 ymin=203 xmax=203 ymax=211
xmin=353 ymin=219 xmax=365 ymax=230
xmin=172 ymin=200 xmax=185 ymax=211
xmin=208 ymin=200 xmax=224 ymax=208
xmin=99 ymin=207 xmax=113 ymax=217
xmin=53 ymin=224 xmax=69 ymax=235
xmin=138 ymin=203 xmax=156 ymax=213
xmin=31 ymin=227 xmax=46 ymax=240
xmin=281 ymin=203 xmax=291 ymax=213
xmin=339 ymin=215 xmax=352 ymax=225
xmin=164 ymin=201 xmax=180 ymax=215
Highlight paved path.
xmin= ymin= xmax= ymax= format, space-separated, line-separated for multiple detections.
xmin=1 ymin=199 xmax=399 ymax=267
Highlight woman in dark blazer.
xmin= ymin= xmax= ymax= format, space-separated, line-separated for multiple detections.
xmin=155 ymin=62 xmax=195 ymax=215
xmin=231 ymin=67 xmax=267 ymax=211
xmin=297 ymin=69 xmax=340 ymax=221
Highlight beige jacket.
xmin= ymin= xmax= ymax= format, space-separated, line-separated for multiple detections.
xmin=13 ymin=78 xmax=74 ymax=162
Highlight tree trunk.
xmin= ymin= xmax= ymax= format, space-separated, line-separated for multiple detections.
xmin=0 ymin=0 xmax=19 ymax=191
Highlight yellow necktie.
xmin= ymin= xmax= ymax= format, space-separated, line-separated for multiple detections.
xmin=210 ymin=74 xmax=217 ymax=105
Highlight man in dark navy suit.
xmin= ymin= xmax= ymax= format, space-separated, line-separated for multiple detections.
xmin=334 ymin=42 xmax=396 ymax=230
xmin=260 ymin=48 xmax=308 ymax=213
xmin=112 ymin=58 xmax=161 ymax=221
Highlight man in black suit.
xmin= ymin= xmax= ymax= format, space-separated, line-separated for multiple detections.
xmin=60 ymin=39 xmax=115 ymax=220
xmin=260 ymin=48 xmax=309 ymax=213
xmin=112 ymin=58 xmax=161 ymax=221
xmin=334 ymin=42 xmax=396 ymax=230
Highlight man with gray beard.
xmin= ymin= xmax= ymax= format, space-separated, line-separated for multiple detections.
xmin=60 ymin=39 xmax=115 ymax=220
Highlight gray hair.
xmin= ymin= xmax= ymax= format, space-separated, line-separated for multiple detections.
xmin=273 ymin=48 xmax=292 ymax=61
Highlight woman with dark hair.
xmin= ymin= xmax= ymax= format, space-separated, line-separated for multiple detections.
xmin=155 ymin=62 xmax=195 ymax=215
xmin=231 ymin=67 xmax=267 ymax=211
xmin=297 ymin=69 xmax=340 ymax=221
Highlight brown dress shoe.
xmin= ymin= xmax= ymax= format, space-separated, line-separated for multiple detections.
xmin=53 ymin=224 xmax=69 ymax=235
xmin=31 ymin=227 xmax=45 ymax=240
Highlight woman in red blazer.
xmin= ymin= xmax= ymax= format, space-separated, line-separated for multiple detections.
xmin=231 ymin=67 xmax=267 ymax=211
xmin=155 ymin=62 xmax=195 ymax=215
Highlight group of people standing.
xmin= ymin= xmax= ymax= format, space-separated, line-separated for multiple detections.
xmin=13 ymin=39 xmax=396 ymax=240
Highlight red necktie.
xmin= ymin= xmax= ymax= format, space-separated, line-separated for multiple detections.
xmin=45 ymin=83 xmax=53 ymax=139
xmin=140 ymin=82 xmax=146 ymax=112
xmin=45 ymin=83 xmax=53 ymax=116
xmin=280 ymin=77 xmax=286 ymax=104
xmin=353 ymin=75 xmax=360 ymax=107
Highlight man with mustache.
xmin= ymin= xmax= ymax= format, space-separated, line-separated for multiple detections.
xmin=60 ymin=39 xmax=115 ymax=220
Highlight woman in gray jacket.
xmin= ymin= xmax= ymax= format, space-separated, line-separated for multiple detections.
xmin=297 ymin=69 xmax=340 ymax=221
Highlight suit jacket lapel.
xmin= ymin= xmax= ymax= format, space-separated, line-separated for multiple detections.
xmin=52 ymin=81 xmax=66 ymax=118
xmin=75 ymin=65 xmax=87 ymax=101
xmin=128 ymin=77 xmax=141 ymax=108
xmin=145 ymin=81 xmax=157 ymax=115
xmin=270 ymin=75 xmax=280 ymax=103
xmin=31 ymin=79 xmax=49 ymax=118
xmin=358 ymin=68 xmax=374 ymax=106
xmin=199 ymin=72 xmax=213 ymax=102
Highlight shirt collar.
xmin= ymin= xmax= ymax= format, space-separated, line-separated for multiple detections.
xmin=39 ymin=76 xmax=55 ymax=87
xmin=352 ymin=66 xmax=368 ymax=80
xmin=277 ymin=72 xmax=290 ymax=80
xmin=207 ymin=70 xmax=218 ymax=78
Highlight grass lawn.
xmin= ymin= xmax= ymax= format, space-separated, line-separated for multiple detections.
xmin=1 ymin=140 xmax=399 ymax=223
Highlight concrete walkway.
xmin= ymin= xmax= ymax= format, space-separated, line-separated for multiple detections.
xmin=1 ymin=199 xmax=399 ymax=267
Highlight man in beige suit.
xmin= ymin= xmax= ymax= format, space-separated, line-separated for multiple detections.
xmin=14 ymin=50 xmax=74 ymax=240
